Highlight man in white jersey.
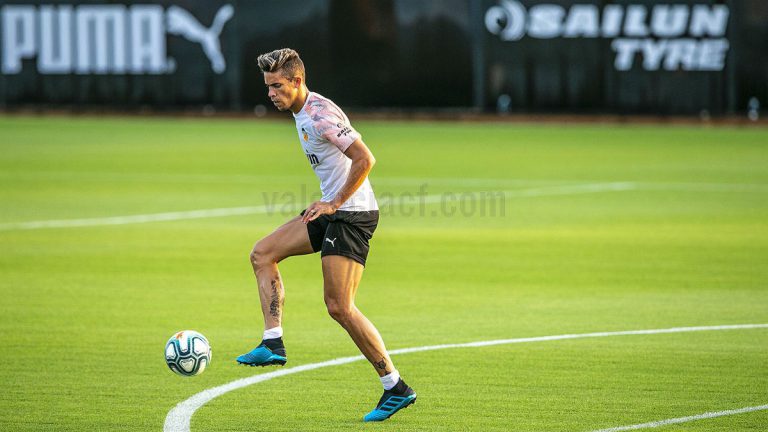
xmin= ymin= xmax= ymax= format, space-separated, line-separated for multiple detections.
xmin=236 ymin=48 xmax=416 ymax=422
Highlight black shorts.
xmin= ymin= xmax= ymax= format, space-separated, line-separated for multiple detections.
xmin=301 ymin=209 xmax=379 ymax=266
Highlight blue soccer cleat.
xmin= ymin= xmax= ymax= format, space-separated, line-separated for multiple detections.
xmin=363 ymin=379 xmax=416 ymax=422
xmin=236 ymin=340 xmax=287 ymax=367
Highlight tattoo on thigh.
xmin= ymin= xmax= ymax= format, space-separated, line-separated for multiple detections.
xmin=269 ymin=278 xmax=281 ymax=318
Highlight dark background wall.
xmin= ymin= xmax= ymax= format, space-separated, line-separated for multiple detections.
xmin=0 ymin=0 xmax=765 ymax=115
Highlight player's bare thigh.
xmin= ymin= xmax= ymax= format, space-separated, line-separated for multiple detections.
xmin=322 ymin=255 xmax=364 ymax=307
xmin=251 ymin=215 xmax=314 ymax=265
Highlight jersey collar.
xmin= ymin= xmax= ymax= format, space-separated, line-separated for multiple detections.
xmin=292 ymin=91 xmax=312 ymax=117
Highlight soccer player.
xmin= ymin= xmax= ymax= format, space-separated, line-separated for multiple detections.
xmin=236 ymin=48 xmax=416 ymax=422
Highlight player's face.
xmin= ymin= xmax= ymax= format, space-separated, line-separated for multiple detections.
xmin=264 ymin=71 xmax=300 ymax=112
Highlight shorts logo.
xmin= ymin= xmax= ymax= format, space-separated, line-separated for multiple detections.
xmin=301 ymin=127 xmax=308 ymax=141
xmin=306 ymin=152 xmax=319 ymax=166
xmin=324 ymin=237 xmax=337 ymax=247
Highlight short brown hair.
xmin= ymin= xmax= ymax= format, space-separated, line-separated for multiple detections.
xmin=257 ymin=48 xmax=305 ymax=80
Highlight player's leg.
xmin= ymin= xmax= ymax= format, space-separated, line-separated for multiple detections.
xmin=322 ymin=255 xmax=393 ymax=375
xmin=322 ymin=255 xmax=416 ymax=421
xmin=251 ymin=215 xmax=314 ymax=329
xmin=237 ymin=215 xmax=315 ymax=366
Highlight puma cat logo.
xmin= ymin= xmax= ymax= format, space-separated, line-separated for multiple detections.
xmin=167 ymin=4 xmax=234 ymax=73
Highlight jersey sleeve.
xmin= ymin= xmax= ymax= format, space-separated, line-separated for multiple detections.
xmin=313 ymin=109 xmax=361 ymax=152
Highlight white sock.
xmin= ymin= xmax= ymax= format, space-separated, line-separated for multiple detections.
xmin=263 ymin=326 xmax=283 ymax=340
xmin=380 ymin=369 xmax=400 ymax=390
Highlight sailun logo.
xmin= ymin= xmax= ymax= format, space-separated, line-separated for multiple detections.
xmin=485 ymin=1 xmax=730 ymax=71
xmin=0 ymin=3 xmax=234 ymax=75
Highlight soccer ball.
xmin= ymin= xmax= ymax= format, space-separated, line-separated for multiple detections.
xmin=165 ymin=330 xmax=212 ymax=377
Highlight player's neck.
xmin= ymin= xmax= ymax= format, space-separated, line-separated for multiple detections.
xmin=290 ymin=86 xmax=309 ymax=114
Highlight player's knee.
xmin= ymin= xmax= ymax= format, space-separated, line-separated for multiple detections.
xmin=325 ymin=300 xmax=353 ymax=324
xmin=249 ymin=242 xmax=273 ymax=270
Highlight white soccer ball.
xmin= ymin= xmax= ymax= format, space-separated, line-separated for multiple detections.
xmin=165 ymin=330 xmax=212 ymax=377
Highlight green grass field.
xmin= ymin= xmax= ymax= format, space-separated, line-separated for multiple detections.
xmin=1 ymin=116 xmax=766 ymax=431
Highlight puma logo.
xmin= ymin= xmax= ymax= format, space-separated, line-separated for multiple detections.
xmin=325 ymin=237 xmax=337 ymax=247
xmin=167 ymin=4 xmax=234 ymax=73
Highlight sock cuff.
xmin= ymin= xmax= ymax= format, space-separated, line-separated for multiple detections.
xmin=263 ymin=326 xmax=283 ymax=340
xmin=380 ymin=369 xmax=401 ymax=390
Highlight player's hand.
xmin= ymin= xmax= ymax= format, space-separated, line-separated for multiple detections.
xmin=302 ymin=201 xmax=338 ymax=224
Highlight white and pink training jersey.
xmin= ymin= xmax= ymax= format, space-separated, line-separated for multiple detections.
xmin=292 ymin=92 xmax=378 ymax=212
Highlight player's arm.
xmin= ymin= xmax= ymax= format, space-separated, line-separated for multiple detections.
xmin=332 ymin=138 xmax=376 ymax=209
xmin=302 ymin=138 xmax=375 ymax=223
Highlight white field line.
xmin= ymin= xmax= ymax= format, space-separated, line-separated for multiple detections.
xmin=0 ymin=182 xmax=634 ymax=231
xmin=376 ymin=182 xmax=637 ymax=207
xmin=3 ymin=179 xmax=766 ymax=231
xmin=591 ymin=404 xmax=768 ymax=431
xmin=0 ymin=204 xmax=278 ymax=231
xmin=1 ymin=172 xmax=565 ymax=186
xmin=163 ymin=324 xmax=768 ymax=432
xmin=5 ymin=171 xmax=768 ymax=191
xmin=379 ymin=178 xmax=768 ymax=192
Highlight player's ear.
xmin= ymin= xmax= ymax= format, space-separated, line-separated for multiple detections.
xmin=293 ymin=77 xmax=302 ymax=88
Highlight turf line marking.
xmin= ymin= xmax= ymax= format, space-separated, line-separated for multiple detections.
xmin=2 ymin=179 xmax=761 ymax=231
xmin=7 ymin=171 xmax=768 ymax=191
xmin=0 ymin=204 xmax=277 ymax=231
xmin=377 ymin=182 xmax=638 ymax=208
xmin=0 ymin=182 xmax=633 ymax=231
xmin=163 ymin=323 xmax=768 ymax=432
xmin=591 ymin=404 xmax=768 ymax=431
